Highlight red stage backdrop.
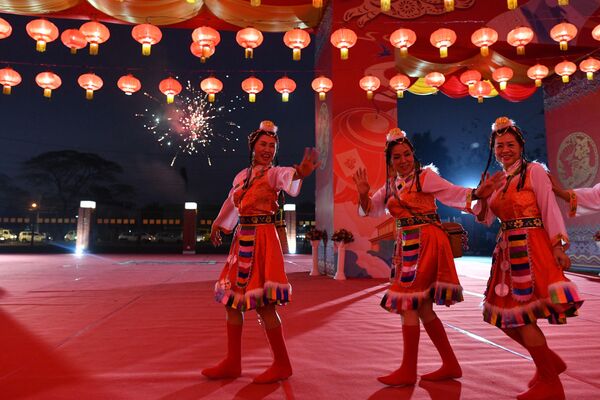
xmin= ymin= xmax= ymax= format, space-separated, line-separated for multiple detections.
xmin=545 ymin=75 xmax=600 ymax=267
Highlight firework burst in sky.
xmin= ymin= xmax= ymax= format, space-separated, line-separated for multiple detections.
xmin=136 ymin=80 xmax=243 ymax=166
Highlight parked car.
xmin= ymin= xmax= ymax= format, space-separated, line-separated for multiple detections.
xmin=0 ymin=228 xmax=17 ymax=242
xmin=64 ymin=230 xmax=77 ymax=242
xmin=18 ymin=231 xmax=47 ymax=243
xmin=118 ymin=232 xmax=156 ymax=243
xmin=155 ymin=231 xmax=182 ymax=243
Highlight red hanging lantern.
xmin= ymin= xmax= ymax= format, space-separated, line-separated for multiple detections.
xmin=424 ymin=72 xmax=445 ymax=91
xmin=0 ymin=67 xmax=21 ymax=95
xmin=132 ymin=23 xmax=162 ymax=56
xmin=191 ymin=26 xmax=220 ymax=61
xmin=80 ymin=21 xmax=110 ymax=55
xmin=200 ymin=76 xmax=223 ymax=102
xmin=469 ymin=80 xmax=492 ymax=103
xmin=430 ymin=28 xmax=456 ymax=58
xmin=26 ymin=19 xmax=59 ymax=52
xmin=492 ymin=67 xmax=513 ymax=90
xmin=580 ymin=57 xmax=600 ymax=81
xmin=389 ymin=74 xmax=411 ymax=98
xmin=550 ymin=22 xmax=577 ymax=51
xmin=117 ymin=74 xmax=142 ymax=95
xmin=77 ymin=72 xmax=103 ymax=100
xmin=471 ymin=27 xmax=498 ymax=56
xmin=0 ymin=17 xmax=12 ymax=40
xmin=60 ymin=29 xmax=86 ymax=54
xmin=459 ymin=70 xmax=481 ymax=89
xmin=274 ymin=76 xmax=297 ymax=102
xmin=389 ymin=28 xmax=417 ymax=57
xmin=507 ymin=27 xmax=534 ymax=55
xmin=527 ymin=64 xmax=549 ymax=87
xmin=159 ymin=77 xmax=182 ymax=104
xmin=311 ymin=76 xmax=333 ymax=101
xmin=35 ymin=71 xmax=61 ymax=98
xmin=241 ymin=76 xmax=263 ymax=102
xmin=190 ymin=41 xmax=215 ymax=62
xmin=283 ymin=28 xmax=311 ymax=61
xmin=593 ymin=24 xmax=600 ymax=41
xmin=236 ymin=27 xmax=263 ymax=59
xmin=359 ymin=75 xmax=380 ymax=100
xmin=330 ymin=28 xmax=357 ymax=60
xmin=555 ymin=61 xmax=576 ymax=83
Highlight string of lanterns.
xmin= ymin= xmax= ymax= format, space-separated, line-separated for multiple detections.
xmin=2 ymin=17 xmax=594 ymax=62
xmin=1 ymin=14 xmax=599 ymax=103
xmin=218 ymin=0 xmax=572 ymax=12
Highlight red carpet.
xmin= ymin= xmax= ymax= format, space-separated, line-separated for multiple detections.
xmin=0 ymin=254 xmax=598 ymax=399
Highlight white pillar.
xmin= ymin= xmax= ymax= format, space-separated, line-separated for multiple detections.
xmin=283 ymin=203 xmax=296 ymax=254
xmin=334 ymin=242 xmax=347 ymax=280
xmin=310 ymin=240 xmax=321 ymax=276
xmin=76 ymin=200 xmax=96 ymax=255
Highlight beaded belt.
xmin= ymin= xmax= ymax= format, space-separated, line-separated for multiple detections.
xmin=239 ymin=214 xmax=275 ymax=225
xmin=396 ymin=213 xmax=440 ymax=228
xmin=500 ymin=217 xmax=543 ymax=231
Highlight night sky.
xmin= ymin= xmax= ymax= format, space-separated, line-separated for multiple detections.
xmin=0 ymin=13 xmax=317 ymax=207
xmin=0 ymin=12 xmax=546 ymax=210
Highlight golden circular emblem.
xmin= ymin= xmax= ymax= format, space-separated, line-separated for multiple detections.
xmin=557 ymin=132 xmax=599 ymax=188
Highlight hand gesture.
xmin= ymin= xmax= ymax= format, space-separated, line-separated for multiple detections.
xmin=553 ymin=247 xmax=571 ymax=270
xmin=294 ymin=147 xmax=320 ymax=179
xmin=475 ymin=171 xmax=504 ymax=199
xmin=352 ymin=167 xmax=371 ymax=196
xmin=210 ymin=226 xmax=223 ymax=247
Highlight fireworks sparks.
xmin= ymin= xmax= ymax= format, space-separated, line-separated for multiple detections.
xmin=136 ymin=80 xmax=243 ymax=166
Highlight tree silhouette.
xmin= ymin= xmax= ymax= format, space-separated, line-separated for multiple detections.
xmin=0 ymin=173 xmax=30 ymax=214
xmin=21 ymin=150 xmax=135 ymax=214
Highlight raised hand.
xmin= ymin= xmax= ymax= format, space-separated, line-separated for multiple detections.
xmin=475 ymin=171 xmax=504 ymax=199
xmin=352 ymin=167 xmax=370 ymax=196
xmin=294 ymin=147 xmax=320 ymax=180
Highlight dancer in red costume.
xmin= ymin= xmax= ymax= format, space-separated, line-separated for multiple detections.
xmin=353 ymin=127 xmax=498 ymax=386
xmin=202 ymin=120 xmax=319 ymax=384
xmin=475 ymin=117 xmax=583 ymax=400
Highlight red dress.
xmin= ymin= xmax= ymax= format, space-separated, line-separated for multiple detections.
xmin=480 ymin=162 xmax=583 ymax=328
xmin=363 ymin=167 xmax=473 ymax=313
xmin=212 ymin=166 xmax=301 ymax=311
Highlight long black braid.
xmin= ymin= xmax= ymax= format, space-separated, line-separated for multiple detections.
xmin=383 ymin=139 xmax=422 ymax=206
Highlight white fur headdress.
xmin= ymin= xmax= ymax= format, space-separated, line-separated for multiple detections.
xmin=259 ymin=120 xmax=278 ymax=133
xmin=491 ymin=116 xmax=515 ymax=133
xmin=386 ymin=127 xmax=407 ymax=143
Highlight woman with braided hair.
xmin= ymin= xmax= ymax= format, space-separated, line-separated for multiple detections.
xmin=202 ymin=120 xmax=319 ymax=384
xmin=352 ymin=127 xmax=498 ymax=387
xmin=474 ymin=117 xmax=583 ymax=400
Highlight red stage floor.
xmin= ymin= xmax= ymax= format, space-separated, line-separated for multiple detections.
xmin=0 ymin=254 xmax=598 ymax=399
